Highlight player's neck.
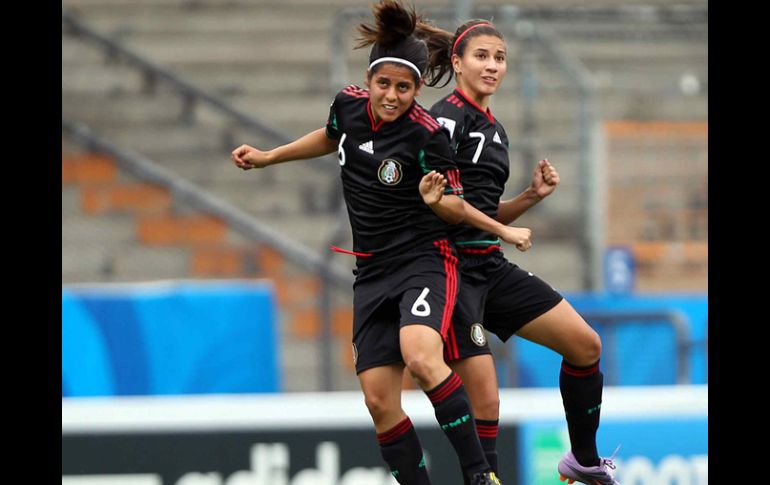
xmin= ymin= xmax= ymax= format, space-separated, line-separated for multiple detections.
xmin=455 ymin=84 xmax=491 ymax=111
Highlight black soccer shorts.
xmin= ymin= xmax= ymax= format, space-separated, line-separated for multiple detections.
xmin=446 ymin=252 xmax=564 ymax=361
xmin=351 ymin=240 xmax=460 ymax=374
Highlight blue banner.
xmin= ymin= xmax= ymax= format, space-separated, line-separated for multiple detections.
xmin=520 ymin=417 xmax=708 ymax=485
xmin=509 ymin=293 xmax=708 ymax=387
xmin=62 ymin=281 xmax=281 ymax=396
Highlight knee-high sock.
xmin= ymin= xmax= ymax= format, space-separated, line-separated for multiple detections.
xmin=476 ymin=419 xmax=499 ymax=475
xmin=425 ymin=372 xmax=489 ymax=477
xmin=377 ymin=417 xmax=431 ymax=485
xmin=560 ymin=359 xmax=603 ymax=467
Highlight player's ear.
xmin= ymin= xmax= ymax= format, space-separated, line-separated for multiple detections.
xmin=365 ymin=69 xmax=372 ymax=87
xmin=452 ymin=54 xmax=462 ymax=75
xmin=414 ymin=79 xmax=424 ymax=97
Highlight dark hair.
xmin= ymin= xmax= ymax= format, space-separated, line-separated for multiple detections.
xmin=417 ymin=19 xmax=504 ymax=88
xmin=355 ymin=0 xmax=428 ymax=84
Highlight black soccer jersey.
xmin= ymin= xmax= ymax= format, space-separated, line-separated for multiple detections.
xmin=325 ymin=85 xmax=463 ymax=259
xmin=431 ymin=88 xmax=510 ymax=252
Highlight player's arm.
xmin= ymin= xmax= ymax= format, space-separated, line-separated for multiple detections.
xmin=420 ymin=171 xmax=465 ymax=224
xmin=231 ymin=128 xmax=336 ymax=170
xmin=496 ymin=158 xmax=560 ymax=224
xmin=233 ymin=91 xmax=345 ymax=170
xmin=463 ymin=199 xmax=532 ymax=252
xmin=420 ymin=172 xmax=532 ymax=251
xmin=420 ymin=130 xmax=466 ymax=224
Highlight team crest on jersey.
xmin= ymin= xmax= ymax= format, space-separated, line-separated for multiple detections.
xmin=352 ymin=343 xmax=358 ymax=366
xmin=378 ymin=159 xmax=403 ymax=186
xmin=470 ymin=323 xmax=487 ymax=347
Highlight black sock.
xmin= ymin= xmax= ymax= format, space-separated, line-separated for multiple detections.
xmin=560 ymin=359 xmax=603 ymax=467
xmin=426 ymin=372 xmax=489 ymax=477
xmin=377 ymin=417 xmax=431 ymax=484
xmin=476 ymin=419 xmax=499 ymax=475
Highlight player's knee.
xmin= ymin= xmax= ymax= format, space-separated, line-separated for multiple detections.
xmin=403 ymin=353 xmax=440 ymax=386
xmin=586 ymin=330 xmax=602 ymax=363
xmin=571 ymin=329 xmax=602 ymax=365
xmin=474 ymin=393 xmax=500 ymax=420
xmin=364 ymin=393 xmax=395 ymax=422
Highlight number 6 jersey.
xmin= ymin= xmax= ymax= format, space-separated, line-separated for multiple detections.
xmin=326 ymin=85 xmax=464 ymax=260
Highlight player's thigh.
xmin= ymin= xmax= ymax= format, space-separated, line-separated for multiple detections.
xmin=483 ymin=263 xmax=563 ymax=342
xmin=515 ymin=299 xmax=601 ymax=365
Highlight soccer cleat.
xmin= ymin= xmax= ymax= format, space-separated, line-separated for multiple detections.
xmin=557 ymin=446 xmax=621 ymax=485
xmin=469 ymin=470 xmax=502 ymax=485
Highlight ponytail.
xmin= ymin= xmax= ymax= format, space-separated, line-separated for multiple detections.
xmin=355 ymin=0 xmax=418 ymax=49
xmin=414 ymin=22 xmax=454 ymax=88
xmin=355 ymin=0 xmax=428 ymax=83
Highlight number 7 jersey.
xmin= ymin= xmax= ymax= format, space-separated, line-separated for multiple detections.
xmin=431 ymin=88 xmax=511 ymax=254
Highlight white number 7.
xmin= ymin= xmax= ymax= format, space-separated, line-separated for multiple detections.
xmin=469 ymin=132 xmax=485 ymax=164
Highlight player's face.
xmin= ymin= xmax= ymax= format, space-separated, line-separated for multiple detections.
xmin=366 ymin=64 xmax=422 ymax=124
xmin=453 ymin=34 xmax=507 ymax=100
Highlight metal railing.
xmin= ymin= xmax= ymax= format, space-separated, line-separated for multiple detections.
xmin=64 ymin=10 xmax=285 ymax=144
xmin=583 ymin=309 xmax=694 ymax=385
xmin=63 ymin=9 xmax=355 ymax=391
xmin=63 ymin=116 xmax=355 ymax=291
xmin=530 ymin=24 xmax=604 ymax=292
xmin=62 ymin=9 xmax=338 ymax=178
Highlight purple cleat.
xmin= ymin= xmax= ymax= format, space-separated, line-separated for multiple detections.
xmin=557 ymin=446 xmax=621 ymax=485
xmin=469 ymin=471 xmax=502 ymax=485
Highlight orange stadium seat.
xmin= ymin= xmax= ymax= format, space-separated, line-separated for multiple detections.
xmin=137 ymin=215 xmax=228 ymax=245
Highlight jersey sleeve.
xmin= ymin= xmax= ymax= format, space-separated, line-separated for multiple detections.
xmin=430 ymin=100 xmax=466 ymax=156
xmin=325 ymin=92 xmax=343 ymax=140
xmin=422 ymin=129 xmax=464 ymax=198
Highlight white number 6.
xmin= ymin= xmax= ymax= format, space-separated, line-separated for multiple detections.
xmin=410 ymin=287 xmax=431 ymax=317
xmin=338 ymin=133 xmax=347 ymax=166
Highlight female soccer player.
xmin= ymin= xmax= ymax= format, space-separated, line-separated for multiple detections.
xmin=419 ymin=19 xmax=621 ymax=485
xmin=231 ymin=2 xmax=507 ymax=484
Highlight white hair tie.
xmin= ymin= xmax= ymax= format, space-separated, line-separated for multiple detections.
xmin=369 ymin=57 xmax=422 ymax=79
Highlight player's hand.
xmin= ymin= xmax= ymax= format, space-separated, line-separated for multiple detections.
xmin=530 ymin=158 xmax=560 ymax=199
xmin=419 ymin=170 xmax=446 ymax=206
xmin=499 ymin=226 xmax=532 ymax=252
xmin=231 ymin=144 xmax=272 ymax=170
